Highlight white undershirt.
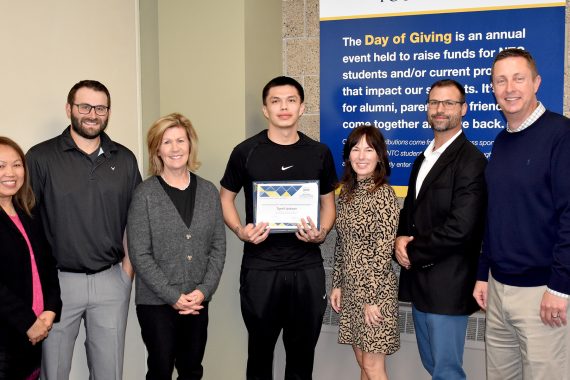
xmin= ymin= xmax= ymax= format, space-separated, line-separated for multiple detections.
xmin=415 ymin=130 xmax=463 ymax=198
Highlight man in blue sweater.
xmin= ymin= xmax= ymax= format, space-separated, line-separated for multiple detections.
xmin=473 ymin=48 xmax=570 ymax=380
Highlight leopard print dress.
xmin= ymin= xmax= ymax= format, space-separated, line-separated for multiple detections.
xmin=333 ymin=179 xmax=400 ymax=354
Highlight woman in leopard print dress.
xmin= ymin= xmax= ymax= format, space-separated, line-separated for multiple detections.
xmin=331 ymin=125 xmax=400 ymax=380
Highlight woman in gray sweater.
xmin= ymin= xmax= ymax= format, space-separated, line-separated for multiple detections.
xmin=127 ymin=113 xmax=226 ymax=380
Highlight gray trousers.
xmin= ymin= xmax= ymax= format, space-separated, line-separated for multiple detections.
xmin=41 ymin=264 xmax=132 ymax=380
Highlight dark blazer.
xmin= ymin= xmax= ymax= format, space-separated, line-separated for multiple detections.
xmin=0 ymin=204 xmax=61 ymax=349
xmin=397 ymin=133 xmax=486 ymax=315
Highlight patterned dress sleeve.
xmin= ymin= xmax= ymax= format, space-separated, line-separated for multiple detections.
xmin=365 ymin=186 xmax=400 ymax=304
xmin=332 ymin=227 xmax=344 ymax=289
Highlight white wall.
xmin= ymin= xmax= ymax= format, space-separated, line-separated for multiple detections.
xmin=0 ymin=1 xmax=142 ymax=155
xmin=156 ymin=2 xmax=249 ymax=378
xmin=0 ymin=1 xmax=147 ymax=379
xmin=141 ymin=1 xmax=282 ymax=379
xmin=2 ymin=1 xmax=281 ymax=378
xmin=3 ymin=2 xmax=526 ymax=379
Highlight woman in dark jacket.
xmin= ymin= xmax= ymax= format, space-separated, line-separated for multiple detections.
xmin=0 ymin=136 xmax=61 ymax=380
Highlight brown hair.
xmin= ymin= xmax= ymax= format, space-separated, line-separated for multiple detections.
xmin=491 ymin=48 xmax=539 ymax=80
xmin=429 ymin=79 xmax=466 ymax=103
xmin=67 ymin=80 xmax=111 ymax=108
xmin=0 ymin=136 xmax=35 ymax=216
xmin=338 ymin=124 xmax=391 ymax=200
xmin=146 ymin=113 xmax=201 ymax=176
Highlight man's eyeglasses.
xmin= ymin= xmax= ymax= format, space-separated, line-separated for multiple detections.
xmin=73 ymin=103 xmax=110 ymax=116
xmin=427 ymin=99 xmax=464 ymax=109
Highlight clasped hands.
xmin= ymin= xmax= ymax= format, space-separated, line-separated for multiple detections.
xmin=27 ymin=311 xmax=56 ymax=345
xmin=173 ymin=289 xmax=205 ymax=315
xmin=236 ymin=217 xmax=326 ymax=245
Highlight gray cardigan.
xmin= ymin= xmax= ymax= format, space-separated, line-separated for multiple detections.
xmin=127 ymin=175 xmax=226 ymax=305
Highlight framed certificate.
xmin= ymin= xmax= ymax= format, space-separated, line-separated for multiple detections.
xmin=253 ymin=180 xmax=320 ymax=233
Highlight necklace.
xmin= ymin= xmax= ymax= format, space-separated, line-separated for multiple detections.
xmin=161 ymin=171 xmax=191 ymax=190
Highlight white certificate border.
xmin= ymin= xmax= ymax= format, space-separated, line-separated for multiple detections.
xmin=253 ymin=180 xmax=321 ymax=234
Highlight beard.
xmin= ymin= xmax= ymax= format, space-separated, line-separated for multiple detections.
xmin=70 ymin=114 xmax=108 ymax=139
xmin=428 ymin=112 xmax=461 ymax=132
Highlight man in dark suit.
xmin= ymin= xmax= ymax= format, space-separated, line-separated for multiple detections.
xmin=395 ymin=79 xmax=487 ymax=380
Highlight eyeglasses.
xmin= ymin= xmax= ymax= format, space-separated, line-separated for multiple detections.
xmin=73 ymin=103 xmax=110 ymax=116
xmin=427 ymin=99 xmax=464 ymax=109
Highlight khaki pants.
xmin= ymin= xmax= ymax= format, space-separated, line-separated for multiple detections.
xmin=486 ymin=275 xmax=569 ymax=380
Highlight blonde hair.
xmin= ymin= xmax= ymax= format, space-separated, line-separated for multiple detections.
xmin=147 ymin=113 xmax=201 ymax=176
xmin=492 ymin=48 xmax=539 ymax=80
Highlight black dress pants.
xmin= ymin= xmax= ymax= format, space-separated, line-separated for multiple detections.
xmin=0 ymin=341 xmax=40 ymax=380
xmin=136 ymin=303 xmax=209 ymax=380
xmin=240 ymin=266 xmax=327 ymax=380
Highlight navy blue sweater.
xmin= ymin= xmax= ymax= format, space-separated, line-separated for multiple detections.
xmin=477 ymin=110 xmax=570 ymax=294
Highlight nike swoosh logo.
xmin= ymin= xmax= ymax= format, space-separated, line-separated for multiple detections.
xmin=281 ymin=165 xmax=294 ymax=171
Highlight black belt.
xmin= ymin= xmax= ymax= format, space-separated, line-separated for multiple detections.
xmin=59 ymin=263 xmax=114 ymax=275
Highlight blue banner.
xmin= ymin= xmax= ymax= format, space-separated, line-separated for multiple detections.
xmin=320 ymin=4 xmax=565 ymax=195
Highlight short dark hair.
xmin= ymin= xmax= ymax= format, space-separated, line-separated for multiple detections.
xmin=428 ymin=79 xmax=466 ymax=103
xmin=338 ymin=124 xmax=391 ymax=199
xmin=67 ymin=80 xmax=111 ymax=108
xmin=262 ymin=76 xmax=304 ymax=105
xmin=0 ymin=136 xmax=35 ymax=216
xmin=491 ymin=48 xmax=538 ymax=80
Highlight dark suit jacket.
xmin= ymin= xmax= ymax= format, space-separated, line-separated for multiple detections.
xmin=0 ymin=204 xmax=61 ymax=349
xmin=397 ymin=132 xmax=486 ymax=315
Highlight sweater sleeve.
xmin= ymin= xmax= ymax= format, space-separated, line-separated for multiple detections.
xmin=195 ymin=185 xmax=226 ymax=300
xmin=548 ymin=130 xmax=570 ymax=294
xmin=127 ymin=186 xmax=181 ymax=305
